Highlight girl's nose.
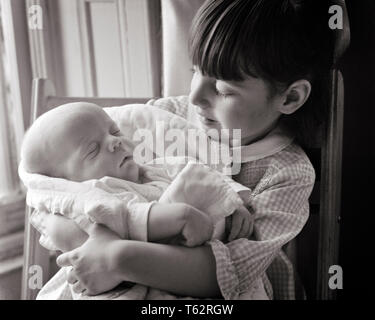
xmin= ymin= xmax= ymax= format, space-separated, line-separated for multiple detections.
xmin=189 ymin=73 xmax=211 ymax=110
xmin=108 ymin=137 xmax=122 ymax=152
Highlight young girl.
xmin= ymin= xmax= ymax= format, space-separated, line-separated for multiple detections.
xmin=54 ymin=0 xmax=332 ymax=299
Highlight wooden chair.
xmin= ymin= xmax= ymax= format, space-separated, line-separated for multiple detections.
xmin=21 ymin=77 xmax=151 ymax=299
xmin=294 ymin=0 xmax=350 ymax=300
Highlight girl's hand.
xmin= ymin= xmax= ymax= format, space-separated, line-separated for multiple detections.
xmin=56 ymin=224 xmax=124 ymax=296
xmin=225 ymin=205 xmax=254 ymax=242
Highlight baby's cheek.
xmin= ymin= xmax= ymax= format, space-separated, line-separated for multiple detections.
xmin=92 ymin=161 xmax=110 ymax=179
xmin=78 ymin=162 xmax=104 ymax=181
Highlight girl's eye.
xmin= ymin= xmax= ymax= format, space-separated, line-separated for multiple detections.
xmin=214 ymin=86 xmax=232 ymax=98
xmin=110 ymin=125 xmax=122 ymax=136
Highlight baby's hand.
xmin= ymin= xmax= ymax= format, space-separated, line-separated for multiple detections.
xmin=225 ymin=205 xmax=254 ymax=242
xmin=178 ymin=204 xmax=214 ymax=247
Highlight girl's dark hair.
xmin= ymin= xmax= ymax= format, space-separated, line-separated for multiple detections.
xmin=189 ymin=0 xmax=334 ymax=147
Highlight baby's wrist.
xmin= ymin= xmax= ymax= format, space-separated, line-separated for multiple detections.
xmin=110 ymin=239 xmax=133 ymax=281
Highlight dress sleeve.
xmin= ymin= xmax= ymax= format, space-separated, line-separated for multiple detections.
xmin=207 ymin=160 xmax=315 ymax=300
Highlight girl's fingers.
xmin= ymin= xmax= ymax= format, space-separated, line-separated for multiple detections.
xmin=72 ymin=281 xmax=86 ymax=294
xmin=228 ymin=215 xmax=243 ymax=242
xmin=238 ymin=216 xmax=250 ymax=239
xmin=67 ymin=269 xmax=78 ymax=285
xmin=56 ymin=252 xmax=72 ymax=267
xmin=247 ymin=216 xmax=254 ymax=238
xmin=56 ymin=248 xmax=81 ymax=267
xmin=225 ymin=216 xmax=232 ymax=235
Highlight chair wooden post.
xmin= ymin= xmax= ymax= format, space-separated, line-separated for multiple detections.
xmin=316 ymin=0 xmax=350 ymax=300
xmin=21 ymin=207 xmax=51 ymax=300
xmin=21 ymin=79 xmax=55 ymax=300
xmin=317 ymin=69 xmax=345 ymax=300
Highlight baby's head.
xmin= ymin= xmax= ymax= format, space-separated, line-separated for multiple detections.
xmin=21 ymin=102 xmax=139 ymax=182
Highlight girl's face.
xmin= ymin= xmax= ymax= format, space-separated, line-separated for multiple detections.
xmin=189 ymin=67 xmax=283 ymax=145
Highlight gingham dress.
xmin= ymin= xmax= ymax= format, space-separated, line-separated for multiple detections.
xmin=146 ymin=96 xmax=315 ymax=300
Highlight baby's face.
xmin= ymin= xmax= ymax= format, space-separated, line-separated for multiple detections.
xmin=48 ymin=103 xmax=139 ymax=182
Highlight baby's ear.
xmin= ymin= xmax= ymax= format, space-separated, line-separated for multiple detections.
xmin=278 ymin=80 xmax=311 ymax=115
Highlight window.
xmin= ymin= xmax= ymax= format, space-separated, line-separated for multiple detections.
xmin=0 ymin=0 xmax=31 ymax=265
xmin=0 ymin=4 xmax=18 ymax=200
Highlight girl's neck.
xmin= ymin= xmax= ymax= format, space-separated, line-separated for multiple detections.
xmin=240 ymin=119 xmax=279 ymax=146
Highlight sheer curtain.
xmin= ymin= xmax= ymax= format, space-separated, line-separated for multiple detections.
xmin=0 ymin=0 xmax=30 ymax=267
xmin=0 ymin=3 xmax=18 ymax=200
xmin=161 ymin=0 xmax=204 ymax=97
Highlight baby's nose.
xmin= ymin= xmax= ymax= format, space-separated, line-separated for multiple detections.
xmin=108 ymin=137 xmax=122 ymax=152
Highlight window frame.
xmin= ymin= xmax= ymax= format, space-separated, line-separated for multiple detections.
xmin=0 ymin=0 xmax=32 ymax=266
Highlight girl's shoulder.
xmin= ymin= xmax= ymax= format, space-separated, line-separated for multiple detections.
xmin=237 ymin=142 xmax=315 ymax=189
xmin=269 ymin=143 xmax=314 ymax=172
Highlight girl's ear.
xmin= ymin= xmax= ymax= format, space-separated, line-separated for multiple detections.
xmin=278 ymin=80 xmax=312 ymax=115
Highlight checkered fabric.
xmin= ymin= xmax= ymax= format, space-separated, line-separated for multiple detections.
xmin=147 ymin=96 xmax=315 ymax=300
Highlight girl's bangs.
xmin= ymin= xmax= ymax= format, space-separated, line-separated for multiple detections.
xmin=189 ymin=0 xmax=261 ymax=81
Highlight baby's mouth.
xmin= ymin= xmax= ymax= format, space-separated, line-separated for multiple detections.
xmin=120 ymin=154 xmax=132 ymax=167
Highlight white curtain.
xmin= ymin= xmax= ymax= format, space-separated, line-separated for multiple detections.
xmin=161 ymin=0 xmax=205 ymax=97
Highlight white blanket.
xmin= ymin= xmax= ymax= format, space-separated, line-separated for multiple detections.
xmin=19 ymin=156 xmax=250 ymax=250
xmin=19 ymin=156 xmax=251 ymax=300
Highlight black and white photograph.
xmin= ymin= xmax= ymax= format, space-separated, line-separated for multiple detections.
xmin=0 ymin=0 xmax=373 ymax=307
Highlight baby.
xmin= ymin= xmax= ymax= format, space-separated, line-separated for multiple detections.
xmin=21 ymin=102 xmax=253 ymax=253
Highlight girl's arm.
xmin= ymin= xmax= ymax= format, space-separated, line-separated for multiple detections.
xmin=119 ymin=240 xmax=220 ymax=297
xmin=57 ymin=224 xmax=221 ymax=298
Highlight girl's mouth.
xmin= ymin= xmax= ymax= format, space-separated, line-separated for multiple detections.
xmin=198 ymin=114 xmax=217 ymax=125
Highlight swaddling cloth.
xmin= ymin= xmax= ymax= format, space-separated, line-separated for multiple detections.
xmin=19 ymin=156 xmax=251 ymax=251
xmin=20 ymin=157 xmax=253 ymax=300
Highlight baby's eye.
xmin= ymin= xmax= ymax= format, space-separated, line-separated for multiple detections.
xmin=86 ymin=143 xmax=100 ymax=159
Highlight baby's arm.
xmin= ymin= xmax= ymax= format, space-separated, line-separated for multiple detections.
xmin=44 ymin=214 xmax=88 ymax=252
xmin=147 ymin=203 xmax=213 ymax=247
xmin=44 ymin=202 xmax=213 ymax=251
